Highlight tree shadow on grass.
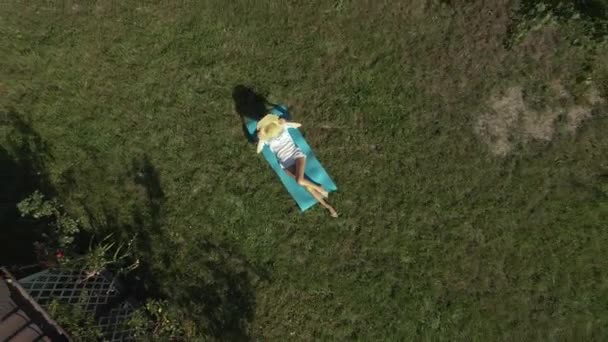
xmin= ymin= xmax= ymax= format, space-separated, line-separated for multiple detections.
xmin=0 ymin=112 xmax=260 ymax=338
xmin=167 ymin=238 xmax=259 ymax=340
xmin=0 ymin=111 xmax=54 ymax=269
xmin=82 ymin=153 xmax=261 ymax=339
xmin=131 ymin=154 xmax=164 ymax=221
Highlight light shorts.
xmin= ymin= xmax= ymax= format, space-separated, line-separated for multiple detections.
xmin=279 ymin=149 xmax=306 ymax=169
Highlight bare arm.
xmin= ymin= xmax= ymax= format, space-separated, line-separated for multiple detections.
xmin=279 ymin=119 xmax=302 ymax=128
xmin=256 ymin=134 xmax=266 ymax=154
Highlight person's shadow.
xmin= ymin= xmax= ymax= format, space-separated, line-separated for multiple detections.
xmin=232 ymin=85 xmax=278 ymax=143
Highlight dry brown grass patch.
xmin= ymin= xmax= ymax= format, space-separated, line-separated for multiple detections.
xmin=476 ymin=81 xmax=605 ymax=156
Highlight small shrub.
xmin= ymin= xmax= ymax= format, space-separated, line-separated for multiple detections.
xmin=62 ymin=233 xmax=140 ymax=282
xmin=18 ymin=190 xmax=81 ymax=247
xmin=19 ymin=190 xmax=139 ymax=274
xmin=128 ymin=299 xmax=200 ymax=341
xmin=47 ymin=298 xmax=103 ymax=341
xmin=506 ymin=0 xmax=608 ymax=48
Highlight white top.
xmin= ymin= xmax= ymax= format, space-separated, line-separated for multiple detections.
xmin=257 ymin=123 xmax=306 ymax=168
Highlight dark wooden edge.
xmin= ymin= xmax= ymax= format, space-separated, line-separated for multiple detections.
xmin=0 ymin=267 xmax=72 ymax=342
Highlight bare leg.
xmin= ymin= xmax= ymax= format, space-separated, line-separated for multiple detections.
xmin=284 ymin=166 xmax=338 ymax=217
xmin=293 ymin=158 xmax=328 ymax=197
xmin=308 ymin=188 xmax=339 ymax=218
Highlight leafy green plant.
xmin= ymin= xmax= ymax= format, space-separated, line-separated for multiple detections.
xmin=128 ymin=299 xmax=199 ymax=341
xmin=67 ymin=234 xmax=139 ymax=282
xmin=506 ymin=0 xmax=608 ymax=47
xmin=18 ymin=191 xmax=139 ymax=281
xmin=47 ymin=298 xmax=103 ymax=341
xmin=18 ymin=190 xmax=80 ymax=247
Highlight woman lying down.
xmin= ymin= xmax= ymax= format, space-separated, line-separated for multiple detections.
xmin=256 ymin=114 xmax=338 ymax=218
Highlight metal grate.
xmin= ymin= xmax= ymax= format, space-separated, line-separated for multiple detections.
xmin=19 ymin=269 xmax=121 ymax=314
xmin=18 ymin=269 xmax=137 ymax=341
xmin=98 ymin=301 xmax=136 ymax=342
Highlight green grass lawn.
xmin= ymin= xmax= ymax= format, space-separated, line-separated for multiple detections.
xmin=1 ymin=1 xmax=608 ymax=340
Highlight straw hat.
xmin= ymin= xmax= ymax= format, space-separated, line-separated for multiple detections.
xmin=256 ymin=114 xmax=283 ymax=140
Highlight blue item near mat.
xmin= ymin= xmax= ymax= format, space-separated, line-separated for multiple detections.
xmin=244 ymin=104 xmax=337 ymax=211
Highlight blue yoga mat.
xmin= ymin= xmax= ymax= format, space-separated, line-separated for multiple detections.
xmin=245 ymin=104 xmax=337 ymax=211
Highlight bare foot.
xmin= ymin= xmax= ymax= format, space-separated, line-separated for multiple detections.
xmin=329 ymin=208 xmax=339 ymax=218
